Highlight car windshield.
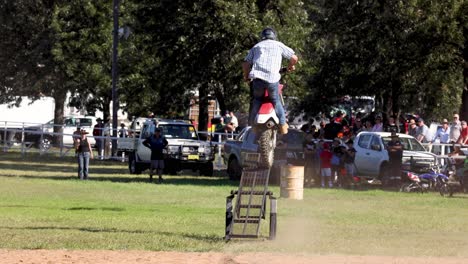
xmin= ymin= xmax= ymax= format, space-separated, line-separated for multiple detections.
xmin=158 ymin=124 xmax=198 ymax=140
xmin=63 ymin=117 xmax=93 ymax=127
xmin=382 ymin=136 xmax=426 ymax=151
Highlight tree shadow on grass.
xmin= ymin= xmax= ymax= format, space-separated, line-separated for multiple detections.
xmin=0 ymin=225 xmax=224 ymax=243
xmin=0 ymin=171 xmax=239 ymax=187
xmin=0 ymin=163 xmax=126 ymax=174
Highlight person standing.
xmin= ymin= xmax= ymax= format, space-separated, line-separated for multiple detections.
xmin=432 ymin=119 xmax=451 ymax=155
xmin=319 ymin=143 xmax=333 ymax=188
xmin=229 ymin=111 xmax=238 ymax=131
xmin=118 ymin=123 xmax=128 ymax=162
xmin=386 ymin=132 xmax=403 ymax=186
xmin=371 ymin=116 xmax=383 ymax=132
xmin=75 ymin=130 xmax=94 ymax=180
xmin=457 ymin=121 xmax=468 ymax=145
xmin=143 ymin=128 xmax=168 ymax=183
xmin=93 ymin=118 xmax=105 ymax=160
xmin=303 ymin=133 xmax=317 ymax=187
xmin=343 ymin=140 xmax=357 ymax=187
xmin=450 ymin=113 xmax=462 ymax=144
xmin=118 ymin=123 xmax=128 ymax=138
xmin=415 ymin=118 xmax=430 ymax=143
xmin=407 ymin=119 xmax=418 ymax=137
xmin=242 ymin=27 xmax=298 ymax=135
xmin=384 ymin=116 xmax=399 ymax=133
xmin=448 ymin=145 xmax=466 ymax=190
xmin=330 ymin=138 xmax=344 ymax=186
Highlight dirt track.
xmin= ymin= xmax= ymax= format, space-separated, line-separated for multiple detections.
xmin=2 ymin=250 xmax=468 ymax=264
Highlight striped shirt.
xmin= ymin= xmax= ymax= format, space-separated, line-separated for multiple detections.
xmin=244 ymin=39 xmax=295 ymax=83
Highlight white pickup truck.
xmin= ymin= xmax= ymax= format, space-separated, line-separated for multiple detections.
xmin=353 ymin=131 xmax=436 ymax=179
xmin=121 ymin=118 xmax=215 ymax=176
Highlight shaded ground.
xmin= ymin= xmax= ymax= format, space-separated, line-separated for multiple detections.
xmin=1 ymin=250 xmax=468 ymax=264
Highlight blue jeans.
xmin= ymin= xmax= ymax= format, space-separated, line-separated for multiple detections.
xmin=78 ymin=152 xmax=90 ymax=180
xmin=249 ymin=79 xmax=286 ymax=126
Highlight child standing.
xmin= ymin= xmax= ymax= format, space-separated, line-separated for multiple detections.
xmin=319 ymin=143 xmax=333 ymax=188
xmin=343 ymin=140 xmax=357 ymax=187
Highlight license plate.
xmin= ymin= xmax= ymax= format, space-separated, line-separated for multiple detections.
xmin=188 ymin=154 xmax=199 ymax=160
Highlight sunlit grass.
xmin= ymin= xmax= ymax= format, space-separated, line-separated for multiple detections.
xmin=1 ymin=152 xmax=468 ymax=256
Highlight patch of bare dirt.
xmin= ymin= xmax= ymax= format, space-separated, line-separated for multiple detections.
xmin=1 ymin=250 xmax=468 ymax=264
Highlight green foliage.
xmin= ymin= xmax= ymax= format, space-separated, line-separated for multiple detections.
xmin=305 ymin=0 xmax=465 ymax=120
xmin=51 ymin=0 xmax=113 ymax=115
xmin=126 ymin=0 xmax=310 ymax=126
xmin=1 ymin=0 xmax=465 ymax=126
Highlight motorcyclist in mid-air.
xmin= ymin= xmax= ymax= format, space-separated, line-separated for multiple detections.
xmin=242 ymin=27 xmax=298 ymax=135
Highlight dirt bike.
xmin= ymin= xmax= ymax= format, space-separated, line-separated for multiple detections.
xmin=251 ymin=68 xmax=288 ymax=168
xmin=400 ymin=165 xmax=453 ymax=196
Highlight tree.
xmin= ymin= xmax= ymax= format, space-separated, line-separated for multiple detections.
xmin=51 ymin=0 xmax=114 ymax=121
xmin=305 ymin=0 xmax=465 ymax=122
xmin=128 ymin=0 xmax=310 ymax=131
xmin=0 ymin=0 xmax=68 ymax=144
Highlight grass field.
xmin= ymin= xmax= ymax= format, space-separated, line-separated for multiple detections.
xmin=1 ymin=151 xmax=468 ymax=257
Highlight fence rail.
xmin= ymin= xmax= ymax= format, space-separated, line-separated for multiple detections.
xmin=2 ymin=120 xmax=465 ymax=167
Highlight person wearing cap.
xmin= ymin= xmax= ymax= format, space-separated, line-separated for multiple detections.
xmin=450 ymin=113 xmax=462 ymax=144
xmin=242 ymin=27 xmax=298 ymax=135
xmin=433 ymin=119 xmax=451 ymax=154
xmin=415 ymin=118 xmax=430 ymax=143
xmin=143 ymin=128 xmax=168 ymax=183
xmin=75 ymin=130 xmax=94 ymax=180
xmin=407 ymin=119 xmax=418 ymax=137
xmin=93 ymin=117 xmax=105 ymax=160
xmin=386 ymin=132 xmax=403 ymax=185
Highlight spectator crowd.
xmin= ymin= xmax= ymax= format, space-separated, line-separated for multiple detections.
xmin=299 ymin=111 xmax=468 ymax=188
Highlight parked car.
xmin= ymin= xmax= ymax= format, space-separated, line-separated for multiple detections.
xmin=25 ymin=116 xmax=97 ymax=150
xmin=124 ymin=118 xmax=215 ymax=176
xmin=223 ymin=126 xmax=305 ymax=180
xmin=353 ymin=131 xmax=436 ymax=179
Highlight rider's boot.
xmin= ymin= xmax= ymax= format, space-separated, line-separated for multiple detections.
xmin=280 ymin=123 xmax=289 ymax=135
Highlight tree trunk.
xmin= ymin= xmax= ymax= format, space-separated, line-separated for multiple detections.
xmin=461 ymin=88 xmax=468 ymax=120
xmin=460 ymin=41 xmax=468 ymax=120
xmin=102 ymin=97 xmax=111 ymax=122
xmin=198 ymin=86 xmax=209 ymax=139
xmin=214 ymin=86 xmax=226 ymax=116
xmin=53 ymin=91 xmax=65 ymax=146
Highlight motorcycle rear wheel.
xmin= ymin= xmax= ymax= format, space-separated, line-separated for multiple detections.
xmin=400 ymin=182 xmax=422 ymax=193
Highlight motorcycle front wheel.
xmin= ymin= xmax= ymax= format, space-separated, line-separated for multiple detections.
xmin=439 ymin=183 xmax=453 ymax=197
xmin=257 ymin=128 xmax=276 ymax=169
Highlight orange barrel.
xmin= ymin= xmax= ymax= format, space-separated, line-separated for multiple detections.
xmin=280 ymin=165 xmax=304 ymax=200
